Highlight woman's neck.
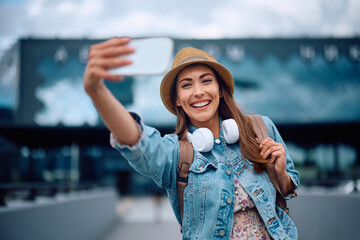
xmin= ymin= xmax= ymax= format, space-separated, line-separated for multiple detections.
xmin=190 ymin=114 xmax=220 ymax=138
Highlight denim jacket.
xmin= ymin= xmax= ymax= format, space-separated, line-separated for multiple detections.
xmin=111 ymin=113 xmax=300 ymax=240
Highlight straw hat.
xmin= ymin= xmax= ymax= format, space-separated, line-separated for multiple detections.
xmin=160 ymin=47 xmax=234 ymax=115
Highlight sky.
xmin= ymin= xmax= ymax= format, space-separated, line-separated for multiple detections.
xmin=0 ymin=0 xmax=360 ymax=59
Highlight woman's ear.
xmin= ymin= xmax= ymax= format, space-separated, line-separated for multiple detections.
xmin=176 ymin=98 xmax=181 ymax=106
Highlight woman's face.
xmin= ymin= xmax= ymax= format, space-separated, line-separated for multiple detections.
xmin=176 ymin=64 xmax=221 ymax=128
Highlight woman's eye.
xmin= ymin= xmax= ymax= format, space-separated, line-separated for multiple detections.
xmin=181 ymin=83 xmax=191 ymax=88
xmin=203 ymin=79 xmax=212 ymax=83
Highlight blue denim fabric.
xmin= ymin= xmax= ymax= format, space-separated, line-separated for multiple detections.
xmin=111 ymin=113 xmax=300 ymax=240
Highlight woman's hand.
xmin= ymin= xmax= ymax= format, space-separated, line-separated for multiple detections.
xmin=259 ymin=137 xmax=287 ymax=174
xmin=259 ymin=137 xmax=294 ymax=195
xmin=83 ymin=37 xmax=135 ymax=93
xmin=82 ymin=37 xmax=140 ymax=146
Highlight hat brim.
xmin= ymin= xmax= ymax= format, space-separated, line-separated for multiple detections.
xmin=160 ymin=60 xmax=234 ymax=115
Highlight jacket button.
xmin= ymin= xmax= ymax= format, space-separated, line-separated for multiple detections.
xmin=226 ymin=197 xmax=232 ymax=204
xmin=226 ymin=169 xmax=231 ymax=176
xmin=219 ymin=230 xmax=226 ymax=236
xmin=215 ymin=138 xmax=221 ymax=144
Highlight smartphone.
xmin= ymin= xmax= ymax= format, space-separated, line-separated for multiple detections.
xmin=108 ymin=37 xmax=174 ymax=76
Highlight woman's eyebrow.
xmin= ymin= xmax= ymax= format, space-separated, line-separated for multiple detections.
xmin=178 ymin=72 xmax=214 ymax=84
xmin=178 ymin=78 xmax=192 ymax=84
xmin=200 ymin=73 xmax=214 ymax=78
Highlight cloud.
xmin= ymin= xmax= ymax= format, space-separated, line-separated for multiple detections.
xmin=57 ymin=0 xmax=103 ymax=16
xmin=0 ymin=0 xmax=360 ymax=58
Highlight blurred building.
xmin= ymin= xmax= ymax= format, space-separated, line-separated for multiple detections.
xmin=0 ymin=37 xmax=360 ymax=195
xmin=1 ymin=37 xmax=360 ymax=240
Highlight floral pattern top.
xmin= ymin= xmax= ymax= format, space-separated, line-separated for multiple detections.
xmin=231 ymin=178 xmax=272 ymax=240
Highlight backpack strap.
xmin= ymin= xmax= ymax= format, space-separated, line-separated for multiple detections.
xmin=248 ymin=114 xmax=289 ymax=214
xmin=177 ymin=140 xmax=194 ymax=224
xmin=248 ymin=114 xmax=268 ymax=141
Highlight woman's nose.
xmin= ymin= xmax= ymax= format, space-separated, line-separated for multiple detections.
xmin=193 ymin=84 xmax=204 ymax=97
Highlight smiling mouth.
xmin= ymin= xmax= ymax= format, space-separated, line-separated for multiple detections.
xmin=191 ymin=101 xmax=211 ymax=108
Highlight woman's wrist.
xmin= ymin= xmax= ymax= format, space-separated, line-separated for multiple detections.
xmin=276 ymin=169 xmax=293 ymax=195
xmin=85 ymin=81 xmax=107 ymax=97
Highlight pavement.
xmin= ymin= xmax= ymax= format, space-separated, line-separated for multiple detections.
xmin=102 ymin=196 xmax=182 ymax=240
xmin=101 ymin=182 xmax=360 ymax=240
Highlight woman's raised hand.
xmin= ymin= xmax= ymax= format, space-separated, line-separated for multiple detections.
xmin=83 ymin=37 xmax=135 ymax=93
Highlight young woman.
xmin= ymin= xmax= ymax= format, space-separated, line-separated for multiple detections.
xmin=84 ymin=37 xmax=300 ymax=239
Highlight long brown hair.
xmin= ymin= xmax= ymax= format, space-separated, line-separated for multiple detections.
xmin=170 ymin=64 xmax=268 ymax=173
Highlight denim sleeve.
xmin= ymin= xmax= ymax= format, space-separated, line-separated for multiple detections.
xmin=110 ymin=112 xmax=179 ymax=192
xmin=262 ymin=116 xmax=300 ymax=199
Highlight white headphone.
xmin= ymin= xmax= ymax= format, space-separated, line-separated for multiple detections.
xmin=186 ymin=119 xmax=239 ymax=152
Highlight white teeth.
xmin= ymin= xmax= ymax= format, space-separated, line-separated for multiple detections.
xmin=192 ymin=101 xmax=210 ymax=108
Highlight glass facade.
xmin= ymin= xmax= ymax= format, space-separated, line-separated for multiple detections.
xmin=0 ymin=38 xmax=359 ymax=196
